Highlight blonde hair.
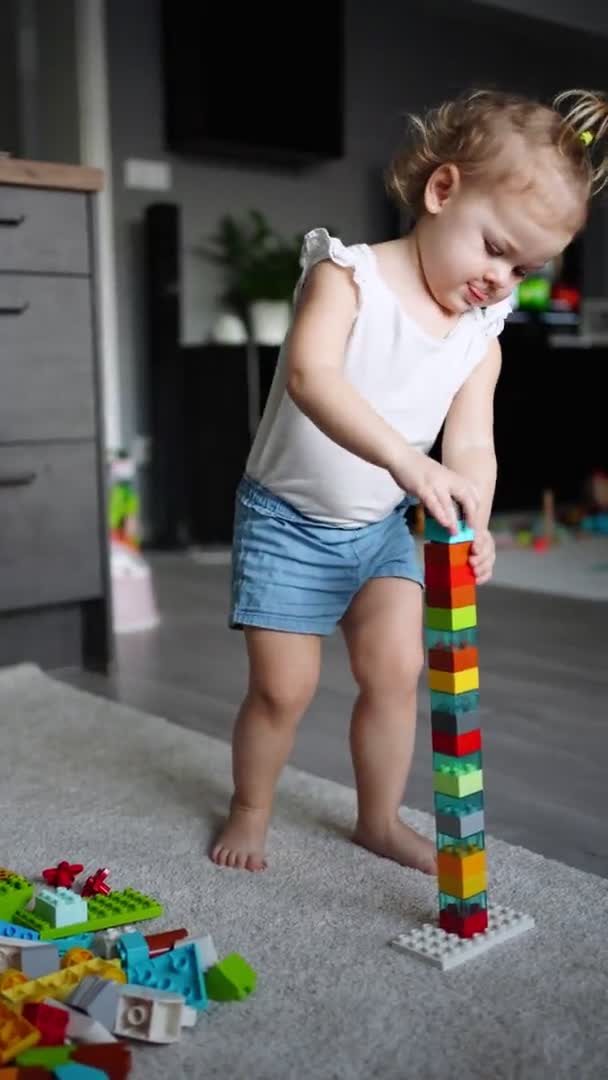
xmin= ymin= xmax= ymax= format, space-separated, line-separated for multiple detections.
xmin=386 ymin=88 xmax=608 ymax=221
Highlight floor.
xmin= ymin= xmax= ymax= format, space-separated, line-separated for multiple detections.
xmin=61 ymin=553 xmax=608 ymax=880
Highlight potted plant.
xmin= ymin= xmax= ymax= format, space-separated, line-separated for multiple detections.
xmin=200 ymin=210 xmax=304 ymax=345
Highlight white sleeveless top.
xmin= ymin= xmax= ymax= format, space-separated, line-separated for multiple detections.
xmin=246 ymin=227 xmax=512 ymax=527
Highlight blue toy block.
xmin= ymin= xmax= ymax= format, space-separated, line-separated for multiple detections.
xmin=126 ymin=941 xmax=208 ymax=1010
xmin=33 ymin=886 xmax=88 ymax=928
xmin=0 ymin=918 xmax=39 ymax=940
xmin=424 ymin=517 xmax=475 ymax=544
xmin=116 ymin=930 xmax=150 ymax=970
xmin=54 ymin=931 xmax=96 ymax=957
xmin=53 ymin=1065 xmax=109 ymax=1079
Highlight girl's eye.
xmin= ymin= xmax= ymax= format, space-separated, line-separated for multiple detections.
xmin=513 ymin=267 xmax=527 ymax=279
xmin=485 ymin=239 xmax=503 ymax=257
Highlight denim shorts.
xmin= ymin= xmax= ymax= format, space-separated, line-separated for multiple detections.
xmin=229 ymin=475 xmax=423 ymax=636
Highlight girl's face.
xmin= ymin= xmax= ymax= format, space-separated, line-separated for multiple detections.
xmin=415 ymin=162 xmax=578 ymax=315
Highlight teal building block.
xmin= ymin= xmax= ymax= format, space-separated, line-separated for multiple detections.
xmin=15 ymin=887 xmax=163 ymax=940
xmin=424 ymin=517 xmax=475 ymax=544
xmin=438 ymin=890 xmax=487 ymax=917
xmin=436 ymin=830 xmax=485 ymax=853
xmin=53 ymin=1064 xmax=108 ymax=1079
xmin=430 ymin=690 xmax=480 ymax=715
xmin=34 ymin=886 xmax=88 ymax=928
xmin=0 ymin=869 xmax=33 ymax=921
xmin=0 ymin=918 xmax=39 ymax=940
xmin=425 ymin=626 xmax=478 ymax=649
xmin=433 ymin=750 xmax=482 ymax=773
xmin=54 ymin=931 xmax=95 ymax=957
xmin=126 ymin=941 xmax=207 ymax=1010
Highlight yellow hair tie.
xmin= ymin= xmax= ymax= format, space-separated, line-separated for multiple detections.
xmin=580 ymin=130 xmax=594 ymax=146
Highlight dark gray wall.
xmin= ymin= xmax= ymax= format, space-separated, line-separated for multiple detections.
xmin=106 ymin=0 xmax=608 ymax=452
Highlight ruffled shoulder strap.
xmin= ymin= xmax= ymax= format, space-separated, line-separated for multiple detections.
xmin=472 ymin=295 xmax=514 ymax=339
xmin=295 ymin=227 xmax=369 ymax=302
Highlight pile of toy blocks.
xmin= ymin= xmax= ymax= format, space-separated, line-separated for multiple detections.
xmin=0 ymin=862 xmax=256 ymax=1077
xmin=424 ymin=514 xmax=488 ymax=939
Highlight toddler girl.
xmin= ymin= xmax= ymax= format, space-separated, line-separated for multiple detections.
xmin=212 ymin=87 xmax=608 ymax=873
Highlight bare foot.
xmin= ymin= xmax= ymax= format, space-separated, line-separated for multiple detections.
xmin=210 ymin=801 xmax=269 ymax=872
xmin=353 ymin=818 xmax=437 ymax=876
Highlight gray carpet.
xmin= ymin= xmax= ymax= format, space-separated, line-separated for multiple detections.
xmin=1 ymin=663 xmax=607 ymax=1080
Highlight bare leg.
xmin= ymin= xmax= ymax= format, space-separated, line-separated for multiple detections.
xmin=341 ymin=577 xmax=436 ymax=875
xmin=211 ymin=627 xmax=321 ymax=871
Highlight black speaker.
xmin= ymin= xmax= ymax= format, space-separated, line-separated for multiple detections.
xmin=143 ymin=202 xmax=189 ymax=548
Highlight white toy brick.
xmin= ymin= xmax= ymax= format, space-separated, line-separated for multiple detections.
xmin=390 ymin=904 xmax=535 ymax=970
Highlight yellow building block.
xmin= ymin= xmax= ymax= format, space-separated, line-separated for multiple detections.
xmin=438 ymin=869 xmax=488 ymax=899
xmin=428 ymin=667 xmax=479 ymax=694
xmin=0 ymin=956 xmax=124 ymax=1011
xmin=0 ymin=1000 xmax=40 ymax=1064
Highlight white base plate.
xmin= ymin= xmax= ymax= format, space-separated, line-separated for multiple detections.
xmin=390 ymin=904 xmax=535 ymax=971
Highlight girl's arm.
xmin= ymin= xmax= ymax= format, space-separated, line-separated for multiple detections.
xmin=285 ymin=260 xmax=480 ymax=531
xmin=440 ymin=338 xmax=502 ymax=533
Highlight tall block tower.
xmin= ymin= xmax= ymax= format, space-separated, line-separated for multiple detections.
xmin=424 ymin=512 xmax=488 ymax=939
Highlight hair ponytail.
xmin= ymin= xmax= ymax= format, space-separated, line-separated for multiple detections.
xmin=553 ymin=89 xmax=608 ymax=194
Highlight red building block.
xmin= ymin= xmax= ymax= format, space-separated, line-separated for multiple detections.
xmin=145 ymin=928 xmax=188 ymax=955
xmin=22 ymin=1003 xmax=68 ymax=1047
xmin=71 ymin=1042 xmax=132 ymax=1080
xmin=428 ymin=645 xmax=479 ymax=673
xmin=424 ymin=562 xmax=475 ymax=590
xmin=426 ymin=583 xmax=476 ymax=610
xmin=439 ymin=906 xmax=488 ymax=938
xmin=424 ymin=540 xmax=472 ymax=570
xmin=432 ymin=728 xmax=482 ymax=756
xmin=41 ymin=862 xmax=83 ymax=889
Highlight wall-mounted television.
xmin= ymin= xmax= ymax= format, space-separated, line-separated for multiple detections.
xmin=160 ymin=2 xmax=345 ymax=168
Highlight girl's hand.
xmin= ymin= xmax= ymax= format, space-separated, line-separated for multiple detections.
xmin=469 ymin=529 xmax=496 ymax=585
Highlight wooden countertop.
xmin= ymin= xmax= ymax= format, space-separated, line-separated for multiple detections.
xmin=0 ymin=158 xmax=104 ymax=192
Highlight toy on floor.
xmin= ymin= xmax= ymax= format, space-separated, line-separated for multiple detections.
xmin=390 ymin=511 xmax=535 ymax=970
xmin=108 ymin=453 xmax=160 ymax=635
xmin=0 ymin=861 xmax=257 ymax=1074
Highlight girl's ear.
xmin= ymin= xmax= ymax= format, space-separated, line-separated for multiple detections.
xmin=424 ymin=163 xmax=461 ymax=214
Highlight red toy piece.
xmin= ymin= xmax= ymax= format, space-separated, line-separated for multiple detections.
xmin=81 ymin=867 xmax=111 ymax=897
xmin=22 ymin=1001 xmax=69 ymax=1045
xmin=145 ymin=928 xmax=189 ymax=956
xmin=439 ymin=906 xmax=488 ymax=938
xmin=41 ymin=861 xmax=84 ymax=888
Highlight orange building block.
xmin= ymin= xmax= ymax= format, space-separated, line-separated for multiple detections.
xmin=0 ymin=1001 xmax=40 ymax=1065
xmin=424 ymin=540 xmax=472 ymax=570
xmin=428 ymin=645 xmax=479 ymax=672
xmin=438 ymin=848 xmax=487 ymax=898
xmin=424 ymin=562 xmax=475 ymax=589
xmin=426 ymin=584 xmax=476 ymax=610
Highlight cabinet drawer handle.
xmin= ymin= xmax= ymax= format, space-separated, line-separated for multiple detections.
xmin=0 ymin=213 xmax=25 ymax=227
xmin=0 ymin=471 xmax=36 ymax=487
xmin=0 ymin=302 xmax=29 ymax=316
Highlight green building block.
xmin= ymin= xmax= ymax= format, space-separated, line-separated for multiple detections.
xmin=205 ymin=953 xmax=257 ymax=1001
xmin=16 ymin=1045 xmax=74 ymax=1067
xmin=433 ymin=765 xmax=483 ymax=798
xmin=426 ymin=605 xmax=477 ymax=631
xmin=14 ymin=887 xmax=163 ymax=940
xmin=0 ymin=869 xmax=33 ymax=922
